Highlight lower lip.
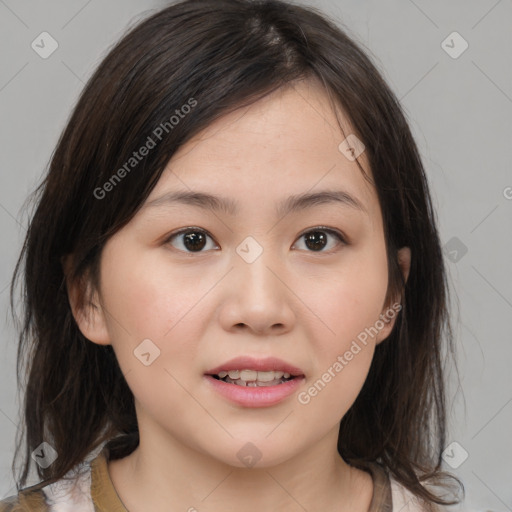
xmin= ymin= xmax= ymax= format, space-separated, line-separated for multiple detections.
xmin=204 ymin=375 xmax=304 ymax=408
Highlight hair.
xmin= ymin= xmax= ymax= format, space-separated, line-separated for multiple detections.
xmin=9 ymin=0 xmax=464 ymax=508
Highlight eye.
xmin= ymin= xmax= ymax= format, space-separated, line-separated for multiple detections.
xmin=165 ymin=226 xmax=347 ymax=254
xmin=292 ymin=227 xmax=346 ymax=253
xmin=165 ymin=227 xmax=218 ymax=253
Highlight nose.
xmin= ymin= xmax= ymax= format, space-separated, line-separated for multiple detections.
xmin=218 ymin=248 xmax=296 ymax=336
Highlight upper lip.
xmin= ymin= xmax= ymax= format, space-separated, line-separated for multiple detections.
xmin=206 ymin=356 xmax=304 ymax=376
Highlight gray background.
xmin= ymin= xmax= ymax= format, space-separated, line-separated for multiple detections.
xmin=1 ymin=0 xmax=511 ymax=510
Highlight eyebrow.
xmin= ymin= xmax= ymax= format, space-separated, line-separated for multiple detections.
xmin=144 ymin=189 xmax=368 ymax=217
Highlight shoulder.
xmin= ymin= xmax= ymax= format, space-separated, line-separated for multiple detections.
xmin=0 ymin=483 xmax=50 ymax=512
xmin=390 ymin=477 xmax=424 ymax=511
xmin=390 ymin=477 xmax=451 ymax=512
xmin=0 ymin=458 xmax=94 ymax=512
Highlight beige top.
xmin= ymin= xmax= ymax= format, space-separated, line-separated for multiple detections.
xmin=0 ymin=445 xmax=432 ymax=511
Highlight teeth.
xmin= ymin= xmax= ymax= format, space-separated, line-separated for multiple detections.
xmin=254 ymin=371 xmax=279 ymax=382
xmin=218 ymin=370 xmax=288 ymax=382
xmin=224 ymin=376 xmax=286 ymax=387
xmin=239 ymin=370 xmax=258 ymax=381
xmin=215 ymin=369 xmax=297 ymax=387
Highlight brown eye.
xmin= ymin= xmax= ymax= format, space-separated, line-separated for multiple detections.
xmin=294 ymin=228 xmax=346 ymax=253
xmin=166 ymin=228 xmax=218 ymax=253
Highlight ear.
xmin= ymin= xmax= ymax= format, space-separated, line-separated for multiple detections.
xmin=375 ymin=246 xmax=411 ymax=344
xmin=61 ymin=254 xmax=111 ymax=346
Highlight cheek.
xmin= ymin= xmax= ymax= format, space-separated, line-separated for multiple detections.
xmin=295 ymin=350 xmax=372 ymax=435
xmin=98 ymin=245 xmax=212 ymax=431
xmin=301 ymin=243 xmax=389 ymax=352
xmin=99 ymin=239 xmax=213 ymax=344
xmin=98 ymin=242 xmax=221 ymax=406
xmin=293 ymin=239 xmax=388 ymax=417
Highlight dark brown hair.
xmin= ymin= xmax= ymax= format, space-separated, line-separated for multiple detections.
xmin=10 ymin=0 xmax=463 ymax=507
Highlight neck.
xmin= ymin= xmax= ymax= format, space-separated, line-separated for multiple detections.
xmin=107 ymin=423 xmax=373 ymax=512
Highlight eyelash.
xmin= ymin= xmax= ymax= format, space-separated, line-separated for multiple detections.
xmin=164 ymin=226 xmax=347 ymax=254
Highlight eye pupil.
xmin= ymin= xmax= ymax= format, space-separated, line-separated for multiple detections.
xmin=304 ymin=231 xmax=327 ymax=251
xmin=184 ymin=232 xmax=207 ymax=251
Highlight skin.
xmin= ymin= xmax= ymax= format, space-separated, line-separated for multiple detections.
xmin=68 ymin=78 xmax=410 ymax=512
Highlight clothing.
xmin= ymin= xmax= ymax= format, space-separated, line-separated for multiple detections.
xmin=0 ymin=445 xmax=431 ymax=511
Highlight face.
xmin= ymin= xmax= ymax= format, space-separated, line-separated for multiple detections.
xmin=70 ymin=78 xmax=410 ymax=469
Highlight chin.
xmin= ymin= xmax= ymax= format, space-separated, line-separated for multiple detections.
xmin=204 ymin=439 xmax=299 ymax=470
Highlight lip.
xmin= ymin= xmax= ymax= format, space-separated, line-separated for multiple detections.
xmin=205 ymin=356 xmax=304 ymax=376
xmin=204 ymin=356 xmax=305 ymax=408
xmin=204 ymin=374 xmax=304 ymax=408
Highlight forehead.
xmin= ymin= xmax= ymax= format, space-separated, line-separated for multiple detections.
xmin=144 ymin=79 xmax=378 ymax=222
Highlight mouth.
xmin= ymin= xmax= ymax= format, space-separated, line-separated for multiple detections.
xmin=204 ymin=356 xmax=305 ymax=407
xmin=205 ymin=356 xmax=304 ymax=385
xmin=209 ymin=369 xmax=297 ymax=387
